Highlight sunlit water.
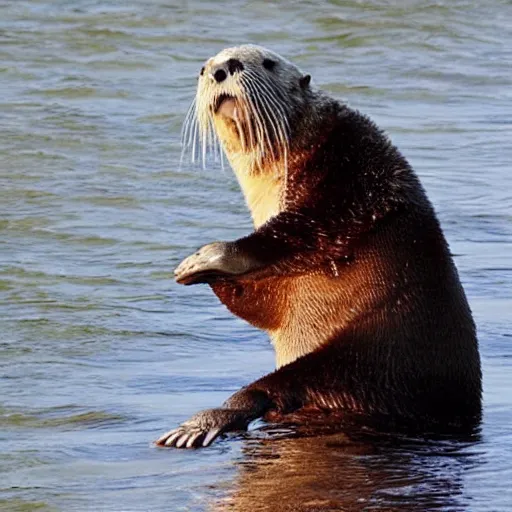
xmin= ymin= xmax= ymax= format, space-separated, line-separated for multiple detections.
xmin=1 ymin=1 xmax=511 ymax=511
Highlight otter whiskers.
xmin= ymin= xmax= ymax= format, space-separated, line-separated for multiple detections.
xmin=181 ymin=65 xmax=291 ymax=178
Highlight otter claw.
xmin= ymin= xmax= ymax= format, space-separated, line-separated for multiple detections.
xmin=157 ymin=429 xmax=180 ymax=447
xmin=175 ymin=433 xmax=189 ymax=448
xmin=186 ymin=431 xmax=203 ymax=448
xmin=156 ymin=428 xmax=187 ymax=448
xmin=203 ymin=427 xmax=222 ymax=447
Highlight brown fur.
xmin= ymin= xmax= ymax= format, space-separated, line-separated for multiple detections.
xmin=158 ymin=45 xmax=482 ymax=450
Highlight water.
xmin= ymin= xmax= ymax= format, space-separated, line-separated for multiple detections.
xmin=1 ymin=0 xmax=511 ymax=510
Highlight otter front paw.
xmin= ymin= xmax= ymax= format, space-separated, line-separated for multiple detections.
xmin=155 ymin=408 xmax=251 ymax=449
xmin=174 ymin=241 xmax=258 ymax=285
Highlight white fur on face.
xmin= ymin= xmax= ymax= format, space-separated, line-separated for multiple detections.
xmin=181 ymin=45 xmax=306 ymax=176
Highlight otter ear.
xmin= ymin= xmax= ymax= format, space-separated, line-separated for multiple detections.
xmin=299 ymin=74 xmax=311 ymax=89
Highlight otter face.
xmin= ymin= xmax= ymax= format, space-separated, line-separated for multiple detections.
xmin=182 ymin=45 xmax=311 ymax=175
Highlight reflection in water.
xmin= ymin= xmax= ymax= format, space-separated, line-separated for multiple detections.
xmin=213 ymin=426 xmax=481 ymax=512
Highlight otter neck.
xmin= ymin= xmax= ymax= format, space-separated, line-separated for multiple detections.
xmin=227 ymin=152 xmax=286 ymax=228
xmin=238 ymin=172 xmax=283 ymax=228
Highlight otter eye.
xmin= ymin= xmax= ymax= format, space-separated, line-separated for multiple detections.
xmin=200 ymin=66 xmax=205 ymax=76
xmin=263 ymin=58 xmax=276 ymax=71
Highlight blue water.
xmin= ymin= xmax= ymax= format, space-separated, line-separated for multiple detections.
xmin=1 ymin=1 xmax=511 ymax=510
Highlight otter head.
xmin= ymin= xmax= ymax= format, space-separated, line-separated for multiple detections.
xmin=181 ymin=45 xmax=314 ymax=227
xmin=183 ymin=45 xmax=312 ymax=178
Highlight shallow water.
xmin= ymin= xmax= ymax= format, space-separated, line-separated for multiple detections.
xmin=1 ymin=1 xmax=511 ymax=510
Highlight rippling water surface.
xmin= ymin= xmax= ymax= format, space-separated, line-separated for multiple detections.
xmin=1 ymin=1 xmax=511 ymax=511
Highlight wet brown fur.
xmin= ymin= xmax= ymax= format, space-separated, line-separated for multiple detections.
xmin=164 ymin=46 xmax=482 ymax=448
xmin=216 ymin=59 xmax=480 ymax=426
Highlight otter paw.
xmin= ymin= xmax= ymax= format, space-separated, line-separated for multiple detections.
xmin=174 ymin=241 xmax=255 ymax=285
xmin=155 ymin=408 xmax=250 ymax=449
xmin=155 ymin=424 xmax=222 ymax=449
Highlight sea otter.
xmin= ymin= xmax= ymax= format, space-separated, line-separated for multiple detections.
xmin=156 ymin=45 xmax=482 ymax=449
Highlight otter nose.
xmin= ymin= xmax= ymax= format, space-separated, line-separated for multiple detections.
xmin=209 ymin=59 xmax=244 ymax=83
